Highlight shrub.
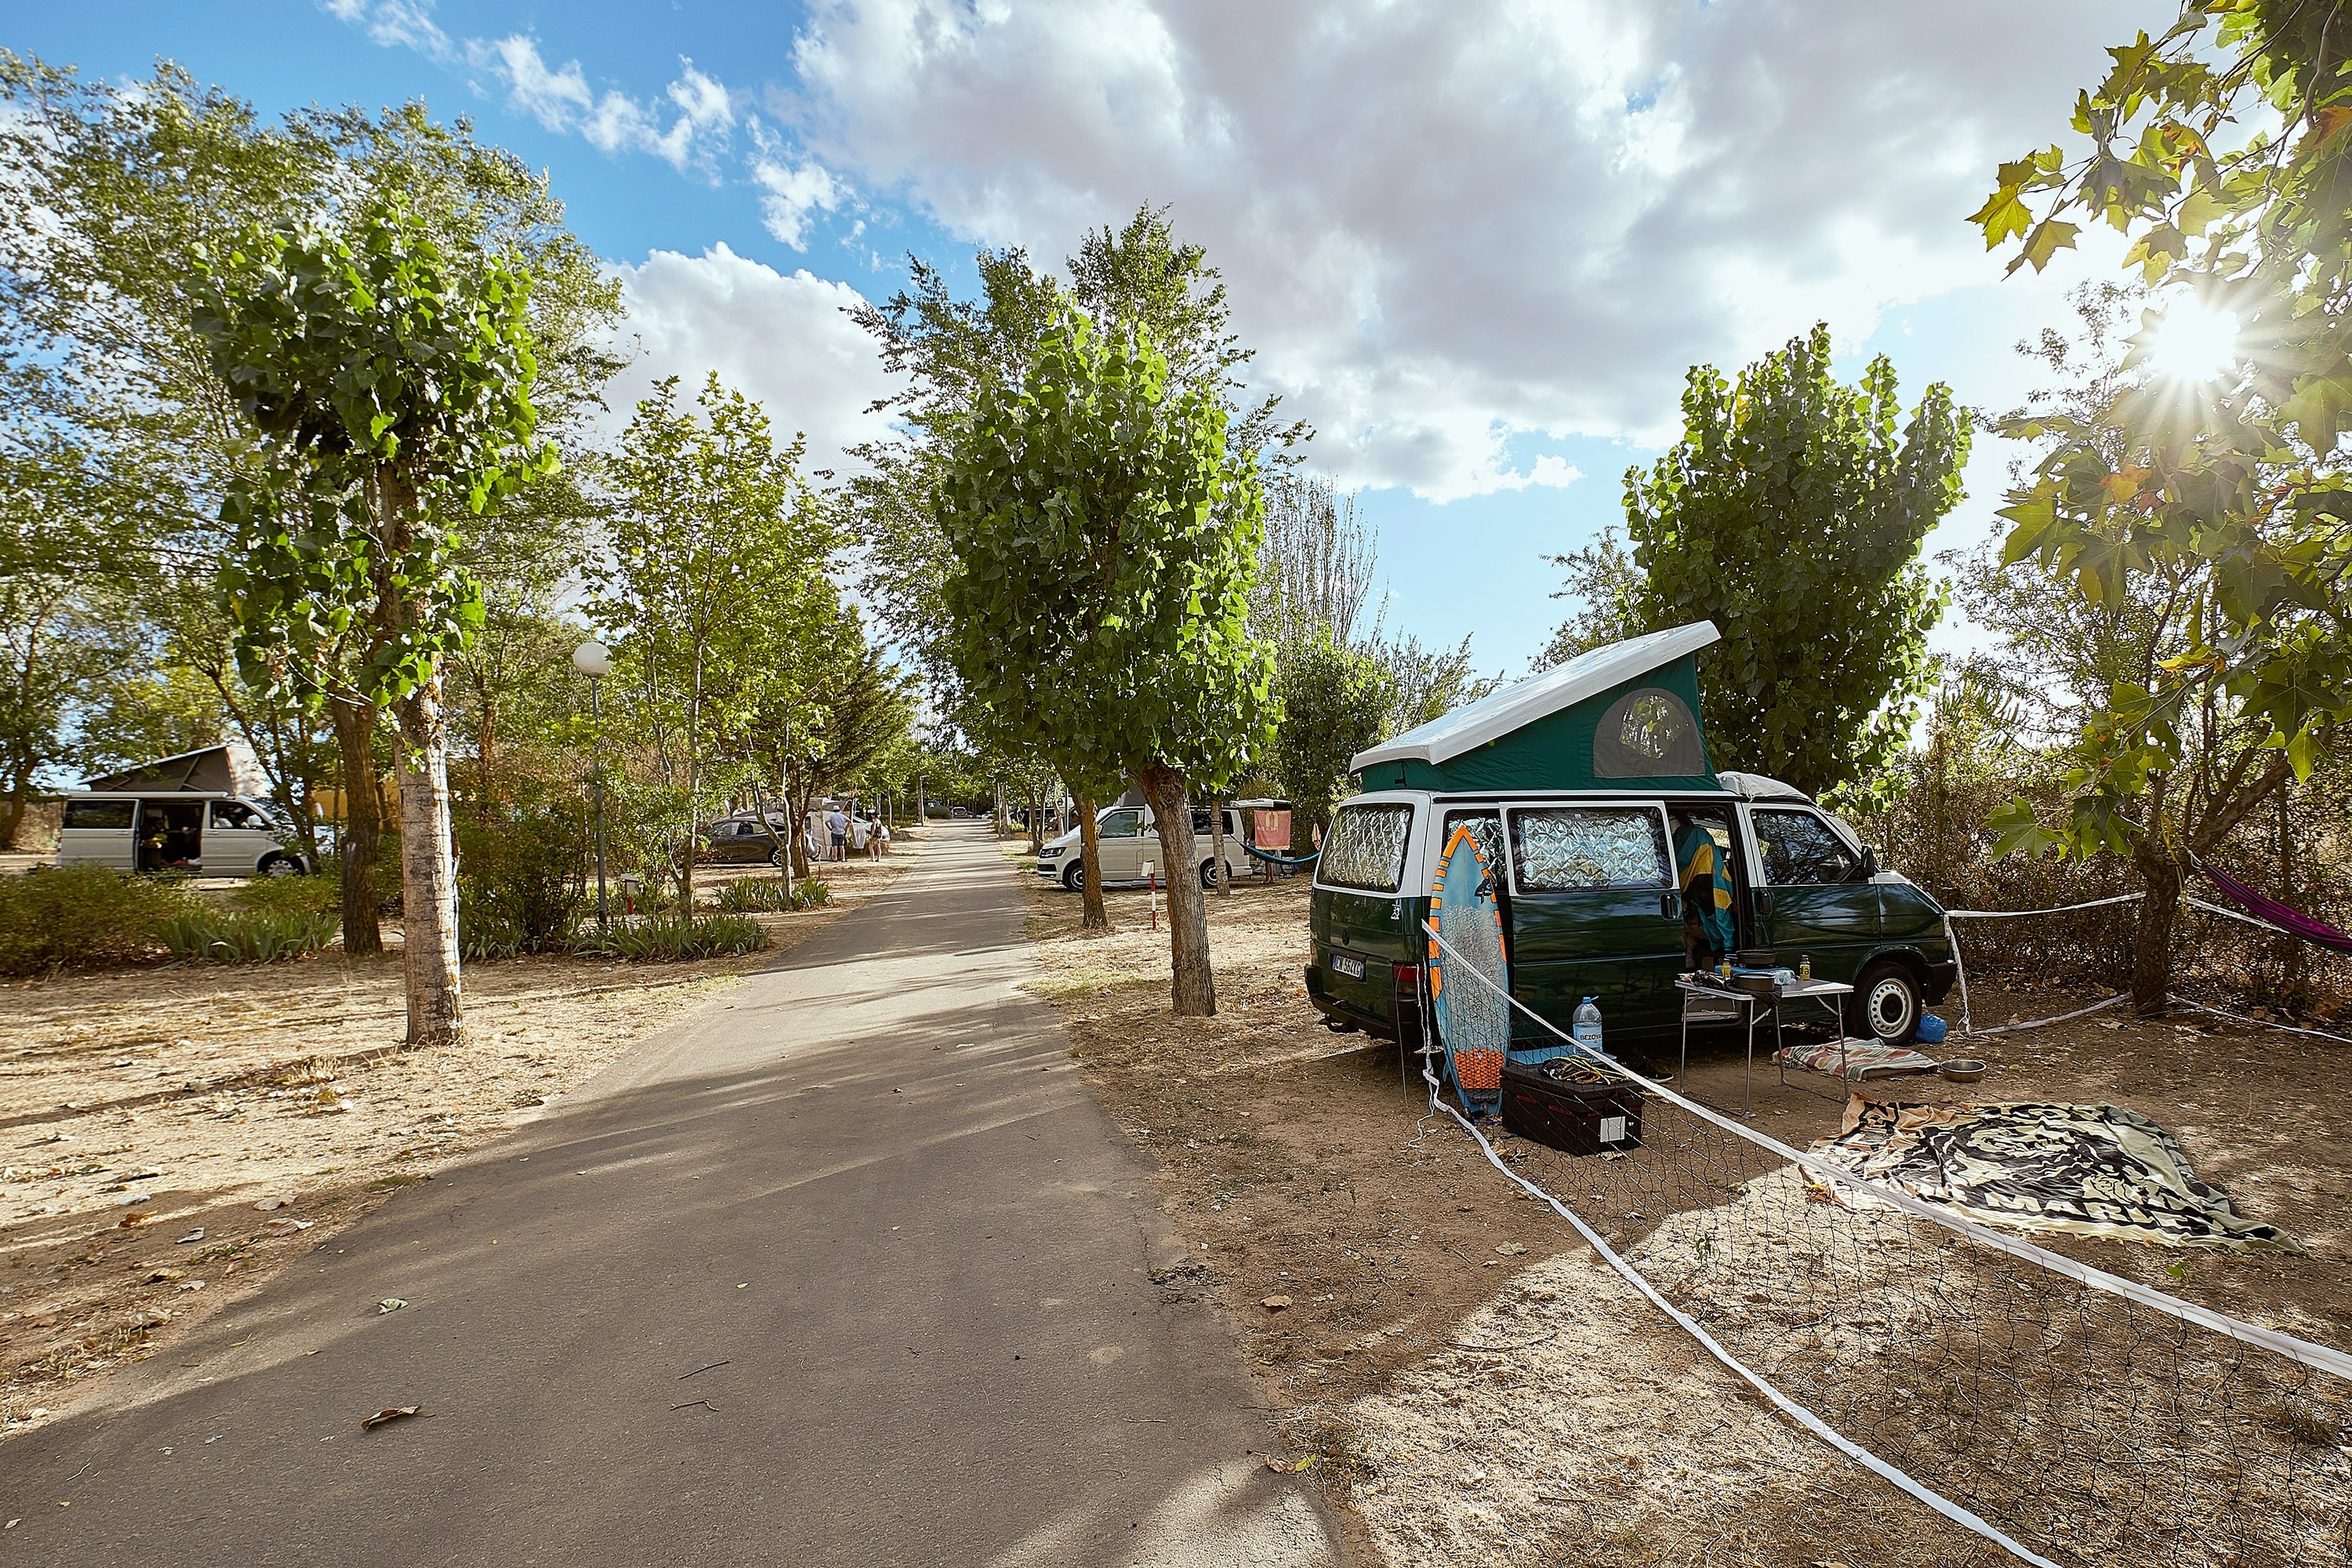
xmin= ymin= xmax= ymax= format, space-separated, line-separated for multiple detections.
xmin=0 ymin=866 xmax=196 ymax=976
xmin=155 ymin=910 xmax=340 ymax=964
xmin=231 ymin=870 xmax=339 ymax=916
xmin=713 ymin=877 xmax=829 ymax=913
xmin=456 ymin=806 xmax=587 ymax=955
xmin=573 ymin=914 xmax=766 ymax=962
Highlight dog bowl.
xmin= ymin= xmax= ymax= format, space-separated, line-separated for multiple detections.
xmin=1938 ymin=1058 xmax=1988 ymax=1083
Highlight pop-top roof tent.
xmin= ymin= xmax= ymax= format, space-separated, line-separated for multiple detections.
xmin=1350 ymin=622 xmax=1723 ymax=793
xmin=79 ymin=742 xmax=270 ymax=797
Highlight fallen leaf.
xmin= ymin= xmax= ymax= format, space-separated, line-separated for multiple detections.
xmin=118 ymin=1213 xmax=152 ymax=1228
xmin=1261 ymin=1294 xmax=1293 ymax=1311
xmin=177 ymin=1279 xmax=205 ymax=1292
xmin=377 ymin=1298 xmax=407 ymax=1315
xmin=258 ymin=1218 xmax=313 ymax=1237
xmin=143 ymin=1268 xmax=185 ymax=1284
xmin=252 ymin=1196 xmax=294 ymax=1212
xmin=1495 ymin=1242 xmax=1527 ymax=1256
xmin=176 ymin=1229 xmax=205 ymax=1245
xmin=361 ymin=1406 xmax=419 ymax=1430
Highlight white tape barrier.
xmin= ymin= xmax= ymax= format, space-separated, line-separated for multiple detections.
xmin=1973 ymin=992 xmax=2130 ymax=1035
xmin=2175 ymin=996 xmax=2352 ymax=1050
xmin=1419 ymin=918 xmax=2352 ymax=1388
xmin=1419 ymin=1065 xmax=2067 ymax=1568
xmin=1944 ymin=893 xmax=2142 ymax=1036
xmin=2187 ymin=893 xmax=2299 ymax=936
xmin=1944 ymin=891 xmax=2146 ymax=920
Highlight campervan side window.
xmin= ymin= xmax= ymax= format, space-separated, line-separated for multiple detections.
xmin=1321 ymin=804 xmax=1413 ymax=892
xmin=64 ymin=800 xmax=135 ymax=830
xmin=1510 ymin=806 xmax=1671 ymax=891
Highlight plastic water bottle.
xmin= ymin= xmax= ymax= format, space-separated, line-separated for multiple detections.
xmin=1573 ymin=996 xmax=1604 ymax=1059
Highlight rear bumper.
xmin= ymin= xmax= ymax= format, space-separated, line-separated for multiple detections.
xmin=1305 ymin=964 xmax=1414 ymax=1042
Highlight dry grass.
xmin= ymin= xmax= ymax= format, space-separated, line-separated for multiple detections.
xmin=1010 ymin=845 xmax=2352 ymax=1566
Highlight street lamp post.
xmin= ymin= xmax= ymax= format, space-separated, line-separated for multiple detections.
xmin=572 ymin=641 xmax=613 ymax=927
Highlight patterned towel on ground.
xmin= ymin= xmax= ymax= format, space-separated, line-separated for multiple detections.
xmin=1808 ymin=1097 xmax=2302 ymax=1252
xmin=1771 ymin=1036 xmax=1940 ymax=1079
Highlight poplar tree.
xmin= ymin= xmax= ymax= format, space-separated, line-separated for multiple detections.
xmin=194 ymin=198 xmax=553 ymax=1048
xmin=935 ymin=314 xmax=1276 ymax=1016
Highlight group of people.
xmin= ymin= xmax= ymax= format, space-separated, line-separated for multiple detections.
xmin=808 ymin=804 xmax=888 ymax=864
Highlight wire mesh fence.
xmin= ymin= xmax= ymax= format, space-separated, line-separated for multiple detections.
xmin=1420 ymin=924 xmax=2352 ymax=1568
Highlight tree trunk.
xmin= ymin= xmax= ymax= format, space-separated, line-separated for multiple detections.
xmin=2129 ymin=835 xmax=2180 ymax=1016
xmin=331 ymin=695 xmax=384 ymax=956
xmin=1135 ymin=764 xmax=1215 ymax=1017
xmin=1210 ymin=792 xmax=1230 ymax=897
xmin=1074 ymin=791 xmax=1109 ymax=931
xmin=394 ymin=674 xmax=465 ymax=1048
xmin=1028 ymin=784 xmax=1044 ymax=854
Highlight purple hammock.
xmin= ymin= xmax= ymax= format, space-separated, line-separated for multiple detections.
xmin=2196 ymin=861 xmax=2352 ymax=955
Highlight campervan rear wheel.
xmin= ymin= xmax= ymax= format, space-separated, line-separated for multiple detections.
xmin=1197 ymin=859 xmax=1220 ymax=890
xmin=768 ymin=848 xmax=785 ymax=869
xmin=1855 ymin=962 xmax=1921 ymax=1044
xmin=1062 ymin=862 xmax=1086 ymax=893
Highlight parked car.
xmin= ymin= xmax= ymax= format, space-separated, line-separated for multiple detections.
xmin=696 ymin=817 xmax=789 ymax=866
xmin=1036 ymin=804 xmax=1251 ymax=891
xmin=1305 ymin=622 xmax=1955 ymax=1050
xmin=949 ymin=805 xmax=972 ymax=818
xmin=56 ymin=792 xmax=313 ymax=878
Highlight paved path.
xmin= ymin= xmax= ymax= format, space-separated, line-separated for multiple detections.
xmin=1 ymin=825 xmax=1340 ymax=1566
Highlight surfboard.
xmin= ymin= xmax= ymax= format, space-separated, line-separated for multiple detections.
xmin=1428 ymin=822 xmax=1511 ymax=1116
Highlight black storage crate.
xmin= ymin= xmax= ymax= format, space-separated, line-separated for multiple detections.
xmin=1501 ymin=1057 xmax=1644 ymax=1156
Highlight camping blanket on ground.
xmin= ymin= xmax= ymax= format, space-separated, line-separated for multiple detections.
xmin=1808 ymin=1097 xmax=2302 ymax=1252
xmin=1771 ymin=1037 xmax=1940 ymax=1080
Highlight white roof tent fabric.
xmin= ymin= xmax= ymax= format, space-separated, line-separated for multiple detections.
xmin=1350 ymin=622 xmax=1723 ymax=793
xmin=79 ymin=742 xmax=270 ymax=797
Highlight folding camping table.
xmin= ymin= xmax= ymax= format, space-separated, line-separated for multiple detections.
xmin=1676 ymin=974 xmax=1854 ymax=1118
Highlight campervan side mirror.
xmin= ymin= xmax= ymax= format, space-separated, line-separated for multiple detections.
xmin=1857 ymin=845 xmax=1880 ymax=881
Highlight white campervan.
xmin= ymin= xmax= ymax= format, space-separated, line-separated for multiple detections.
xmin=1035 ymin=804 xmax=1250 ymax=891
xmin=56 ymin=793 xmax=312 ymax=878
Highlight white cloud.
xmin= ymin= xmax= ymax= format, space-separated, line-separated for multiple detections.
xmin=474 ymin=34 xmax=591 ymax=129
xmin=782 ymin=0 xmax=2169 ymax=500
xmin=604 ymin=243 xmax=894 ymax=477
xmin=320 ymin=0 xmax=451 ymax=59
xmin=751 ymin=151 xmax=846 ymax=249
xmin=468 ymin=39 xmax=734 ymax=173
xmin=316 ymin=9 xmax=742 ymax=176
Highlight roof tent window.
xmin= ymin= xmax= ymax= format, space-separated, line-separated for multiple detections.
xmin=1594 ymin=687 xmax=1704 ymax=778
xmin=1509 ymin=806 xmax=1671 ymax=891
xmin=1321 ymin=803 xmax=1413 ymax=892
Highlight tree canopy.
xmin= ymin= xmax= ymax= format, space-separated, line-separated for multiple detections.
xmin=1621 ymin=323 xmax=1970 ymax=800
xmin=935 ymin=311 xmax=1275 ymax=1011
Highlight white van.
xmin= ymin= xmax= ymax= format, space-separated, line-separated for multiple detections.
xmin=56 ymin=793 xmax=314 ymax=878
xmin=1035 ymin=804 xmax=1250 ymax=891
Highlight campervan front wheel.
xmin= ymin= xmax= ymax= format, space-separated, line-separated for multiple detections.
xmin=257 ymin=854 xmax=304 ymax=878
xmin=1197 ymin=858 xmax=1220 ymax=890
xmin=1061 ymin=862 xmax=1086 ymax=893
xmin=1856 ymin=962 xmax=1921 ymax=1044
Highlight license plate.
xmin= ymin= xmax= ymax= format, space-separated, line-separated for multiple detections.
xmin=1330 ymin=953 xmax=1366 ymax=979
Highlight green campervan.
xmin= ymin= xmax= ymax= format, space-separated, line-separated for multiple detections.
xmin=1303 ymin=622 xmax=1957 ymax=1058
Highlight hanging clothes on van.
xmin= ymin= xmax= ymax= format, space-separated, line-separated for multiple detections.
xmin=1674 ymin=819 xmax=1734 ymax=964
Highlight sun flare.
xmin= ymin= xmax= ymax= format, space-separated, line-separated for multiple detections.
xmin=2143 ymin=298 xmax=2241 ymax=383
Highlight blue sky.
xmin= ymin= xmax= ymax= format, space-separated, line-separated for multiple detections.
xmin=13 ymin=1 xmax=2168 ymax=676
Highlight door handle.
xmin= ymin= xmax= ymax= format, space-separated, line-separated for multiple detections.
xmin=1661 ymin=891 xmax=1679 ymax=920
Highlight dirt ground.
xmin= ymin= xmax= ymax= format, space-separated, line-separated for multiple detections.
xmin=1011 ymin=847 xmax=2352 ymax=1566
xmin=0 ymin=850 xmax=906 ymax=1439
